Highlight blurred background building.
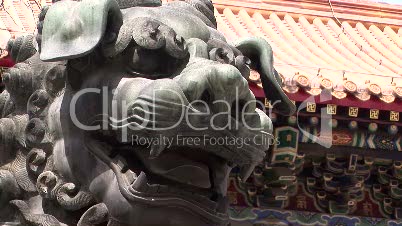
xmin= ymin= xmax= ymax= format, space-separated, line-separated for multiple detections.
xmin=1 ymin=0 xmax=401 ymax=225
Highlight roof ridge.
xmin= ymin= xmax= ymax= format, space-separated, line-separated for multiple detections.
xmin=213 ymin=0 xmax=402 ymax=29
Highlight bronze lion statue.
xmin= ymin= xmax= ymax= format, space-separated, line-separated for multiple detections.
xmin=0 ymin=0 xmax=294 ymax=225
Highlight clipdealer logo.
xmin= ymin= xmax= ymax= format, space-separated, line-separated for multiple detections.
xmin=131 ymin=134 xmax=280 ymax=149
xmin=69 ymin=87 xmax=279 ymax=143
xmin=69 ymin=86 xmax=334 ymax=148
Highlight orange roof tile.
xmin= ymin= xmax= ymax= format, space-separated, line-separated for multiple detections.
xmin=213 ymin=1 xmax=402 ymax=104
xmin=0 ymin=0 xmax=50 ymax=51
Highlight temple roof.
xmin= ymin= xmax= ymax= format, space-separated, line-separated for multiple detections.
xmin=213 ymin=0 xmax=402 ymax=104
xmin=1 ymin=0 xmax=402 ymax=104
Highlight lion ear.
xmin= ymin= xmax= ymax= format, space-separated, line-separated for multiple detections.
xmin=235 ymin=37 xmax=296 ymax=116
xmin=39 ymin=0 xmax=122 ymax=62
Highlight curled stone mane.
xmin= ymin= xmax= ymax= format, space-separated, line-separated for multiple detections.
xmin=0 ymin=0 xmax=295 ymax=225
xmin=1 ymin=34 xmax=94 ymax=225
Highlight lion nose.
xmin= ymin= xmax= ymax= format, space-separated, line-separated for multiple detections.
xmin=175 ymin=61 xmax=256 ymax=122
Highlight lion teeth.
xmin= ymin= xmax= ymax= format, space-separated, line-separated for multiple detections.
xmin=149 ymin=143 xmax=166 ymax=159
xmin=131 ymin=171 xmax=149 ymax=192
xmin=113 ymin=155 xmax=128 ymax=173
xmin=124 ymin=170 xmax=137 ymax=185
xmin=239 ymin=164 xmax=256 ymax=183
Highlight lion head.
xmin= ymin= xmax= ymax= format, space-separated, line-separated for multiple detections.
xmin=0 ymin=0 xmax=295 ymax=225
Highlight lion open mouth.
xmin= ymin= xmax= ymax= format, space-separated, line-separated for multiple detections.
xmin=85 ymin=115 xmax=271 ymax=223
xmin=84 ymin=94 xmax=272 ymax=225
xmin=80 ymin=47 xmax=273 ymax=225
xmin=86 ymin=135 xmax=232 ymax=224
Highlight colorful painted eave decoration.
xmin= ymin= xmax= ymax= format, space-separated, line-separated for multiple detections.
xmin=229 ymin=153 xmax=402 ymax=221
xmin=260 ymin=97 xmax=400 ymax=128
xmin=229 ymin=207 xmax=402 ymax=226
xmin=249 ymin=72 xmax=402 ymax=106
xmin=265 ymin=106 xmax=401 ymax=152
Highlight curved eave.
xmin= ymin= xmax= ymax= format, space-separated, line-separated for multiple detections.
xmin=215 ymin=5 xmax=402 ymax=107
